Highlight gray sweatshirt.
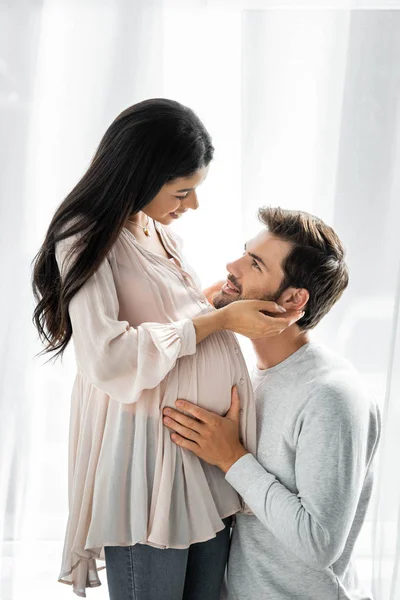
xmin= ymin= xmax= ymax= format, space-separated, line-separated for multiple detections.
xmin=222 ymin=342 xmax=380 ymax=600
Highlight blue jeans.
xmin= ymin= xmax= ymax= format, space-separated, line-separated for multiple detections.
xmin=104 ymin=517 xmax=232 ymax=600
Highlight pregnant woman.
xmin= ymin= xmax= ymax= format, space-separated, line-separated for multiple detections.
xmin=32 ymin=99 xmax=298 ymax=600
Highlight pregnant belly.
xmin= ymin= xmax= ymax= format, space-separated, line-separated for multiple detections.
xmin=163 ymin=329 xmax=244 ymax=416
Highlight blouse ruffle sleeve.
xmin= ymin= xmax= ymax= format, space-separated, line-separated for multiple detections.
xmin=55 ymin=235 xmax=197 ymax=404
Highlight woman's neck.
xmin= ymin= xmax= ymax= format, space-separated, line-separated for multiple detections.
xmin=127 ymin=211 xmax=151 ymax=228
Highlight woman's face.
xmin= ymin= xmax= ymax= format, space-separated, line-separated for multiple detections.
xmin=143 ymin=165 xmax=209 ymax=225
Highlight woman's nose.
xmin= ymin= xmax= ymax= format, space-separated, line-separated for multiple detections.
xmin=183 ymin=191 xmax=199 ymax=211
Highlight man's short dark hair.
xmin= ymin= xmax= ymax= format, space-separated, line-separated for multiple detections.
xmin=259 ymin=206 xmax=349 ymax=330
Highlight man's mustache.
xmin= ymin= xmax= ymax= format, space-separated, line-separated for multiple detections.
xmin=227 ymin=274 xmax=242 ymax=294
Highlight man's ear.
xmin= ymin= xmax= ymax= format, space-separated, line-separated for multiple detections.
xmin=278 ymin=287 xmax=309 ymax=312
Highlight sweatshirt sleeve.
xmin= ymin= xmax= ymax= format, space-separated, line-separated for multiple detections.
xmin=55 ymin=235 xmax=197 ymax=404
xmin=225 ymin=381 xmax=380 ymax=570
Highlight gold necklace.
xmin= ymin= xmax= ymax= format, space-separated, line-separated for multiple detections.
xmin=127 ymin=215 xmax=151 ymax=237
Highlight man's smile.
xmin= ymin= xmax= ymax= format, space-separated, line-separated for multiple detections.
xmin=222 ymin=279 xmax=241 ymax=295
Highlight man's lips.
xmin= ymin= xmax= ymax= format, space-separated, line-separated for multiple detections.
xmin=222 ymin=279 xmax=241 ymax=295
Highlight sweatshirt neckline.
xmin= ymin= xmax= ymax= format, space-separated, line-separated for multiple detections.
xmin=252 ymin=342 xmax=314 ymax=377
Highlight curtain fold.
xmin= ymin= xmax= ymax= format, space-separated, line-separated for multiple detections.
xmin=372 ymin=252 xmax=400 ymax=600
xmin=1 ymin=4 xmax=399 ymax=599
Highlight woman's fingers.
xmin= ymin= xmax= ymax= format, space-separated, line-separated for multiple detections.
xmin=260 ymin=311 xmax=305 ymax=336
xmin=251 ymin=300 xmax=287 ymax=314
xmin=221 ymin=299 xmax=304 ymax=339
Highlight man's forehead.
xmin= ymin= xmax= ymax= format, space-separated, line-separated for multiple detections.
xmin=246 ymin=230 xmax=293 ymax=266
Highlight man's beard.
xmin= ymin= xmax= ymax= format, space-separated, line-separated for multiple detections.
xmin=213 ymin=273 xmax=281 ymax=309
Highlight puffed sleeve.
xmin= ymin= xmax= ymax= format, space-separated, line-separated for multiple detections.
xmin=55 ymin=234 xmax=197 ymax=403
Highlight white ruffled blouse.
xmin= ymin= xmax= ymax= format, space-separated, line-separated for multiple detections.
xmin=55 ymin=222 xmax=257 ymax=597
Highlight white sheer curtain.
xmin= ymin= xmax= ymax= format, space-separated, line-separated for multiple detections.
xmin=1 ymin=3 xmax=400 ymax=599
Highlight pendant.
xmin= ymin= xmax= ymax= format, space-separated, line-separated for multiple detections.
xmin=144 ymin=228 xmax=150 ymax=237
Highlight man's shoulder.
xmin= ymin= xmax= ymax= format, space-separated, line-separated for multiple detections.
xmin=301 ymin=342 xmax=359 ymax=381
xmin=302 ymin=341 xmax=354 ymax=370
xmin=302 ymin=344 xmax=376 ymax=418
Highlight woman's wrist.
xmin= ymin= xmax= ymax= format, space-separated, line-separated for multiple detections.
xmin=216 ymin=305 xmax=230 ymax=331
xmin=192 ymin=310 xmax=224 ymax=344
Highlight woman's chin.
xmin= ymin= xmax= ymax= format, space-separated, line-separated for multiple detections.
xmin=150 ymin=215 xmax=171 ymax=225
xmin=150 ymin=213 xmax=183 ymax=226
xmin=164 ymin=213 xmax=181 ymax=224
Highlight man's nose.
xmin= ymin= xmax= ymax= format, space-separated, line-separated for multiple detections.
xmin=226 ymin=258 xmax=242 ymax=277
xmin=183 ymin=191 xmax=199 ymax=211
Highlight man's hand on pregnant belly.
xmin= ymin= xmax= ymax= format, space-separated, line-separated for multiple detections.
xmin=162 ymin=386 xmax=249 ymax=473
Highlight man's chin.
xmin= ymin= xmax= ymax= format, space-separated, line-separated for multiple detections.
xmin=213 ymin=287 xmax=281 ymax=309
xmin=213 ymin=291 xmax=241 ymax=309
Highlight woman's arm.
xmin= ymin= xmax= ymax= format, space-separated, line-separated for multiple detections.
xmin=56 ymin=237 xmax=301 ymax=404
xmin=56 ymin=238 xmax=198 ymax=404
xmin=193 ymin=301 xmax=301 ymax=344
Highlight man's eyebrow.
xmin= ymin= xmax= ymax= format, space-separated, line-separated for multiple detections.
xmin=244 ymin=243 xmax=268 ymax=270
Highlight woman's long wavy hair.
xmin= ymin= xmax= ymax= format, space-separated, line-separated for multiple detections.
xmin=32 ymin=99 xmax=214 ymax=361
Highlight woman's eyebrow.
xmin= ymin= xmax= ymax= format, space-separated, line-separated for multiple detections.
xmin=176 ymin=187 xmax=194 ymax=193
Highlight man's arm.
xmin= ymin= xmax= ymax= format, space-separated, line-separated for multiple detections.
xmin=225 ymin=383 xmax=380 ymax=570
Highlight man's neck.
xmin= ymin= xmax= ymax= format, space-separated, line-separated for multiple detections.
xmin=252 ymin=326 xmax=310 ymax=371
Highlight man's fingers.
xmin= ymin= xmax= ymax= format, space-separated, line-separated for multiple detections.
xmin=225 ymin=386 xmax=240 ymax=421
xmin=163 ymin=406 xmax=204 ymax=432
xmin=174 ymin=399 xmax=216 ymax=424
xmin=231 ymin=385 xmax=240 ymax=405
xmin=163 ymin=416 xmax=201 ymax=442
xmin=170 ymin=433 xmax=201 ymax=456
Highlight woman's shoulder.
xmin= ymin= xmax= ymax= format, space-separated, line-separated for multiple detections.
xmin=55 ymin=219 xmax=115 ymax=273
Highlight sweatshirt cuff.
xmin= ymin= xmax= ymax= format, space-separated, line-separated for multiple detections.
xmin=225 ymin=453 xmax=276 ymax=502
xmin=176 ymin=318 xmax=197 ymax=359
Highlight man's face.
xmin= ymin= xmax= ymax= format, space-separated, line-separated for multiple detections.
xmin=213 ymin=231 xmax=293 ymax=309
